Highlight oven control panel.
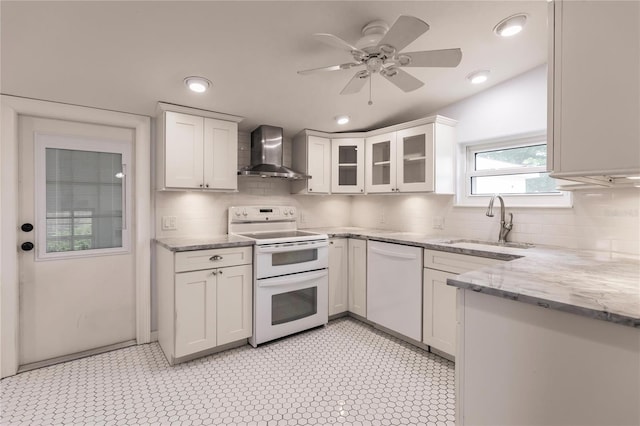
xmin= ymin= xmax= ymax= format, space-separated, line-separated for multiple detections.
xmin=229 ymin=205 xmax=297 ymax=222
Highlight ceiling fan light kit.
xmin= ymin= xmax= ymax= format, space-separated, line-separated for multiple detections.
xmin=494 ymin=13 xmax=528 ymax=37
xmin=298 ymin=15 xmax=463 ymax=101
xmin=184 ymin=76 xmax=211 ymax=93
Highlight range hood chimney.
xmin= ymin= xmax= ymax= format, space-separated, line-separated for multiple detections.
xmin=238 ymin=125 xmax=310 ymax=179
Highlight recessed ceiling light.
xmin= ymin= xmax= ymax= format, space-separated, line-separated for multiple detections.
xmin=494 ymin=13 xmax=528 ymax=37
xmin=335 ymin=115 xmax=350 ymax=125
xmin=466 ymin=70 xmax=490 ymax=84
xmin=184 ymin=76 xmax=211 ymax=93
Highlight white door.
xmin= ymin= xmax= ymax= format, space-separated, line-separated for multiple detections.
xmin=203 ymin=118 xmax=238 ymax=190
xmin=365 ymin=132 xmax=397 ymax=193
xmin=18 ymin=116 xmax=136 ymax=368
xmin=396 ymin=124 xmax=435 ymax=192
xmin=331 ymin=138 xmax=365 ymax=194
xmin=164 ymin=111 xmax=204 ymax=188
xmin=307 ymin=136 xmax=331 ymax=193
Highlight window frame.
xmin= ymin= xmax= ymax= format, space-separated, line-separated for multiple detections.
xmin=456 ymin=132 xmax=572 ymax=208
xmin=34 ymin=132 xmax=132 ymax=260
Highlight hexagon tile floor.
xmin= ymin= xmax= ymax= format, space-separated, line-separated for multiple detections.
xmin=0 ymin=318 xmax=455 ymax=425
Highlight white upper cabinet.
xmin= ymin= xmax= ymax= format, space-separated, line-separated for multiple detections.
xmin=331 ymin=137 xmax=365 ymax=194
xmin=365 ymin=119 xmax=456 ymax=194
xmin=156 ymin=104 xmax=242 ymax=191
xmin=365 ymin=132 xmax=397 ymax=193
xmin=549 ymin=0 xmax=640 ymax=183
xmin=291 ymin=132 xmax=331 ymax=194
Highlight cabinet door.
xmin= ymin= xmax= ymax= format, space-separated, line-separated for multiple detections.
xmin=423 ymin=268 xmax=457 ymax=357
xmin=552 ymin=1 xmax=640 ymax=176
xmin=348 ymin=239 xmax=367 ymax=318
xmin=365 ymin=132 xmax=397 ymax=193
xmin=217 ymin=264 xmax=252 ymax=346
xmin=396 ymin=124 xmax=434 ymax=192
xmin=331 ymin=138 xmax=365 ymax=194
xmin=328 ymin=238 xmax=348 ymax=316
xmin=307 ymin=136 xmax=331 ymax=194
xmin=203 ymin=118 xmax=238 ymax=190
xmin=165 ymin=111 xmax=204 ymax=188
xmin=175 ymin=269 xmax=216 ymax=357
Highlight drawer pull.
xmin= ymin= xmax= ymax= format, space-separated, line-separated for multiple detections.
xmin=210 ymin=255 xmax=223 ymax=261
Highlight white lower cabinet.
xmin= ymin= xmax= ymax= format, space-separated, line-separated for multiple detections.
xmin=423 ymin=249 xmax=504 ymax=358
xmin=348 ymin=239 xmax=367 ymax=318
xmin=328 ymin=238 xmax=348 ymax=316
xmin=157 ymin=245 xmax=252 ymax=365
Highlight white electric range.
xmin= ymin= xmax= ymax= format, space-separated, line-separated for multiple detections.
xmin=228 ymin=206 xmax=329 ymax=347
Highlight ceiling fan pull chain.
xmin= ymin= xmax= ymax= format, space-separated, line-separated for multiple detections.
xmin=368 ymin=77 xmax=373 ymax=106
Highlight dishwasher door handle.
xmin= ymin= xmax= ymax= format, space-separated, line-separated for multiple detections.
xmin=370 ymin=246 xmax=418 ymax=260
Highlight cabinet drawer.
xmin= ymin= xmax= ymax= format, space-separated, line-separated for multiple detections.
xmin=424 ymin=249 xmax=503 ymax=274
xmin=175 ymin=246 xmax=252 ymax=272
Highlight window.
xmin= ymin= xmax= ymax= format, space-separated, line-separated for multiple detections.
xmin=35 ymin=134 xmax=131 ymax=259
xmin=457 ymin=134 xmax=572 ymax=207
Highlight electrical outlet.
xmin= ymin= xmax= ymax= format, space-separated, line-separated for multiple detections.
xmin=162 ymin=216 xmax=177 ymax=230
xmin=433 ymin=216 xmax=445 ymax=230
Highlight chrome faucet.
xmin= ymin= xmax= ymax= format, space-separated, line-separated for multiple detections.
xmin=486 ymin=195 xmax=513 ymax=244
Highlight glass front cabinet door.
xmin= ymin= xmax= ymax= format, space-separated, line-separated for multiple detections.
xmin=396 ymin=124 xmax=434 ymax=192
xmin=331 ymin=138 xmax=365 ymax=193
xmin=365 ymin=132 xmax=397 ymax=193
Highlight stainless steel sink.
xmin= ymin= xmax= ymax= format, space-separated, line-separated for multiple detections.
xmin=442 ymin=239 xmax=535 ymax=249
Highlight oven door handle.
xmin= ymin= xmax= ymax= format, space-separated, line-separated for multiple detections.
xmin=258 ymin=270 xmax=327 ymax=288
xmin=256 ymin=240 xmax=329 ymax=254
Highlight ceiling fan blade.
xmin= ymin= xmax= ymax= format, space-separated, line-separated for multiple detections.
xmin=298 ymin=62 xmax=362 ymax=75
xmin=378 ymin=15 xmax=429 ymax=52
xmin=313 ymin=33 xmax=363 ymax=53
xmin=381 ymin=68 xmax=424 ymax=92
xmin=400 ymin=48 xmax=463 ymax=68
xmin=340 ymin=71 xmax=369 ymax=95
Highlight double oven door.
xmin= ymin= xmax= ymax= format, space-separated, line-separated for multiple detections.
xmin=251 ymin=239 xmax=329 ymax=347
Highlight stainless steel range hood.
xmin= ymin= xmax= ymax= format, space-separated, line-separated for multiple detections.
xmin=238 ymin=125 xmax=310 ymax=179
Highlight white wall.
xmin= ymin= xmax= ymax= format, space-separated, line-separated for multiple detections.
xmin=350 ymin=65 xmax=640 ymax=255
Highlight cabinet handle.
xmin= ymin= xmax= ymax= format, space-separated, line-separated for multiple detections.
xmin=360 ymin=189 xmax=363 ymax=193
xmin=199 ymin=184 xmax=203 ymax=188
xmin=205 ymin=184 xmax=209 ymax=188
xmin=210 ymin=255 xmax=223 ymax=261
xmin=218 ymin=270 xmax=223 ymax=275
xmin=211 ymin=270 xmax=218 ymax=276
xmin=330 ymin=241 xmax=334 ymax=245
xmin=309 ymin=188 xmax=313 ymax=192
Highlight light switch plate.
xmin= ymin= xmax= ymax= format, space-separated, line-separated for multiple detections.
xmin=162 ymin=216 xmax=177 ymax=230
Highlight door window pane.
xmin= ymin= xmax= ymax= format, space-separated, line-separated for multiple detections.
xmin=472 ymin=172 xmax=558 ymax=195
xmin=45 ymin=148 xmax=124 ymax=253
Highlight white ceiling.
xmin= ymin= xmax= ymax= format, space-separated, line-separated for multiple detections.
xmin=0 ymin=1 xmax=548 ymax=138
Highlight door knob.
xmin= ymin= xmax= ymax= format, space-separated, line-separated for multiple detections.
xmin=21 ymin=223 xmax=34 ymax=232
xmin=21 ymin=242 xmax=34 ymax=251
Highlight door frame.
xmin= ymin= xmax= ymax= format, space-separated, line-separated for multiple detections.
xmin=1 ymin=95 xmax=152 ymax=378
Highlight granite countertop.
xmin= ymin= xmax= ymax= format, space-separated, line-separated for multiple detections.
xmin=303 ymin=227 xmax=640 ymax=328
xmin=155 ymin=234 xmax=254 ymax=252
xmin=154 ymin=227 xmax=640 ymax=328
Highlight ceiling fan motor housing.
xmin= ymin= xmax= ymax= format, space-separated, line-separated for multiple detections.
xmin=356 ymin=20 xmax=389 ymax=52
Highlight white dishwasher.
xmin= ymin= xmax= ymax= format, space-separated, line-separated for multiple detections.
xmin=367 ymin=240 xmax=423 ymax=341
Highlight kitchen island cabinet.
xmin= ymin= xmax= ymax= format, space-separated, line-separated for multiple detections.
xmin=156 ymin=241 xmax=253 ymax=365
xmin=455 ymin=289 xmax=639 ymax=426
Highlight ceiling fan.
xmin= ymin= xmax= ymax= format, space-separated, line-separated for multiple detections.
xmin=298 ymin=15 xmax=463 ymax=99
